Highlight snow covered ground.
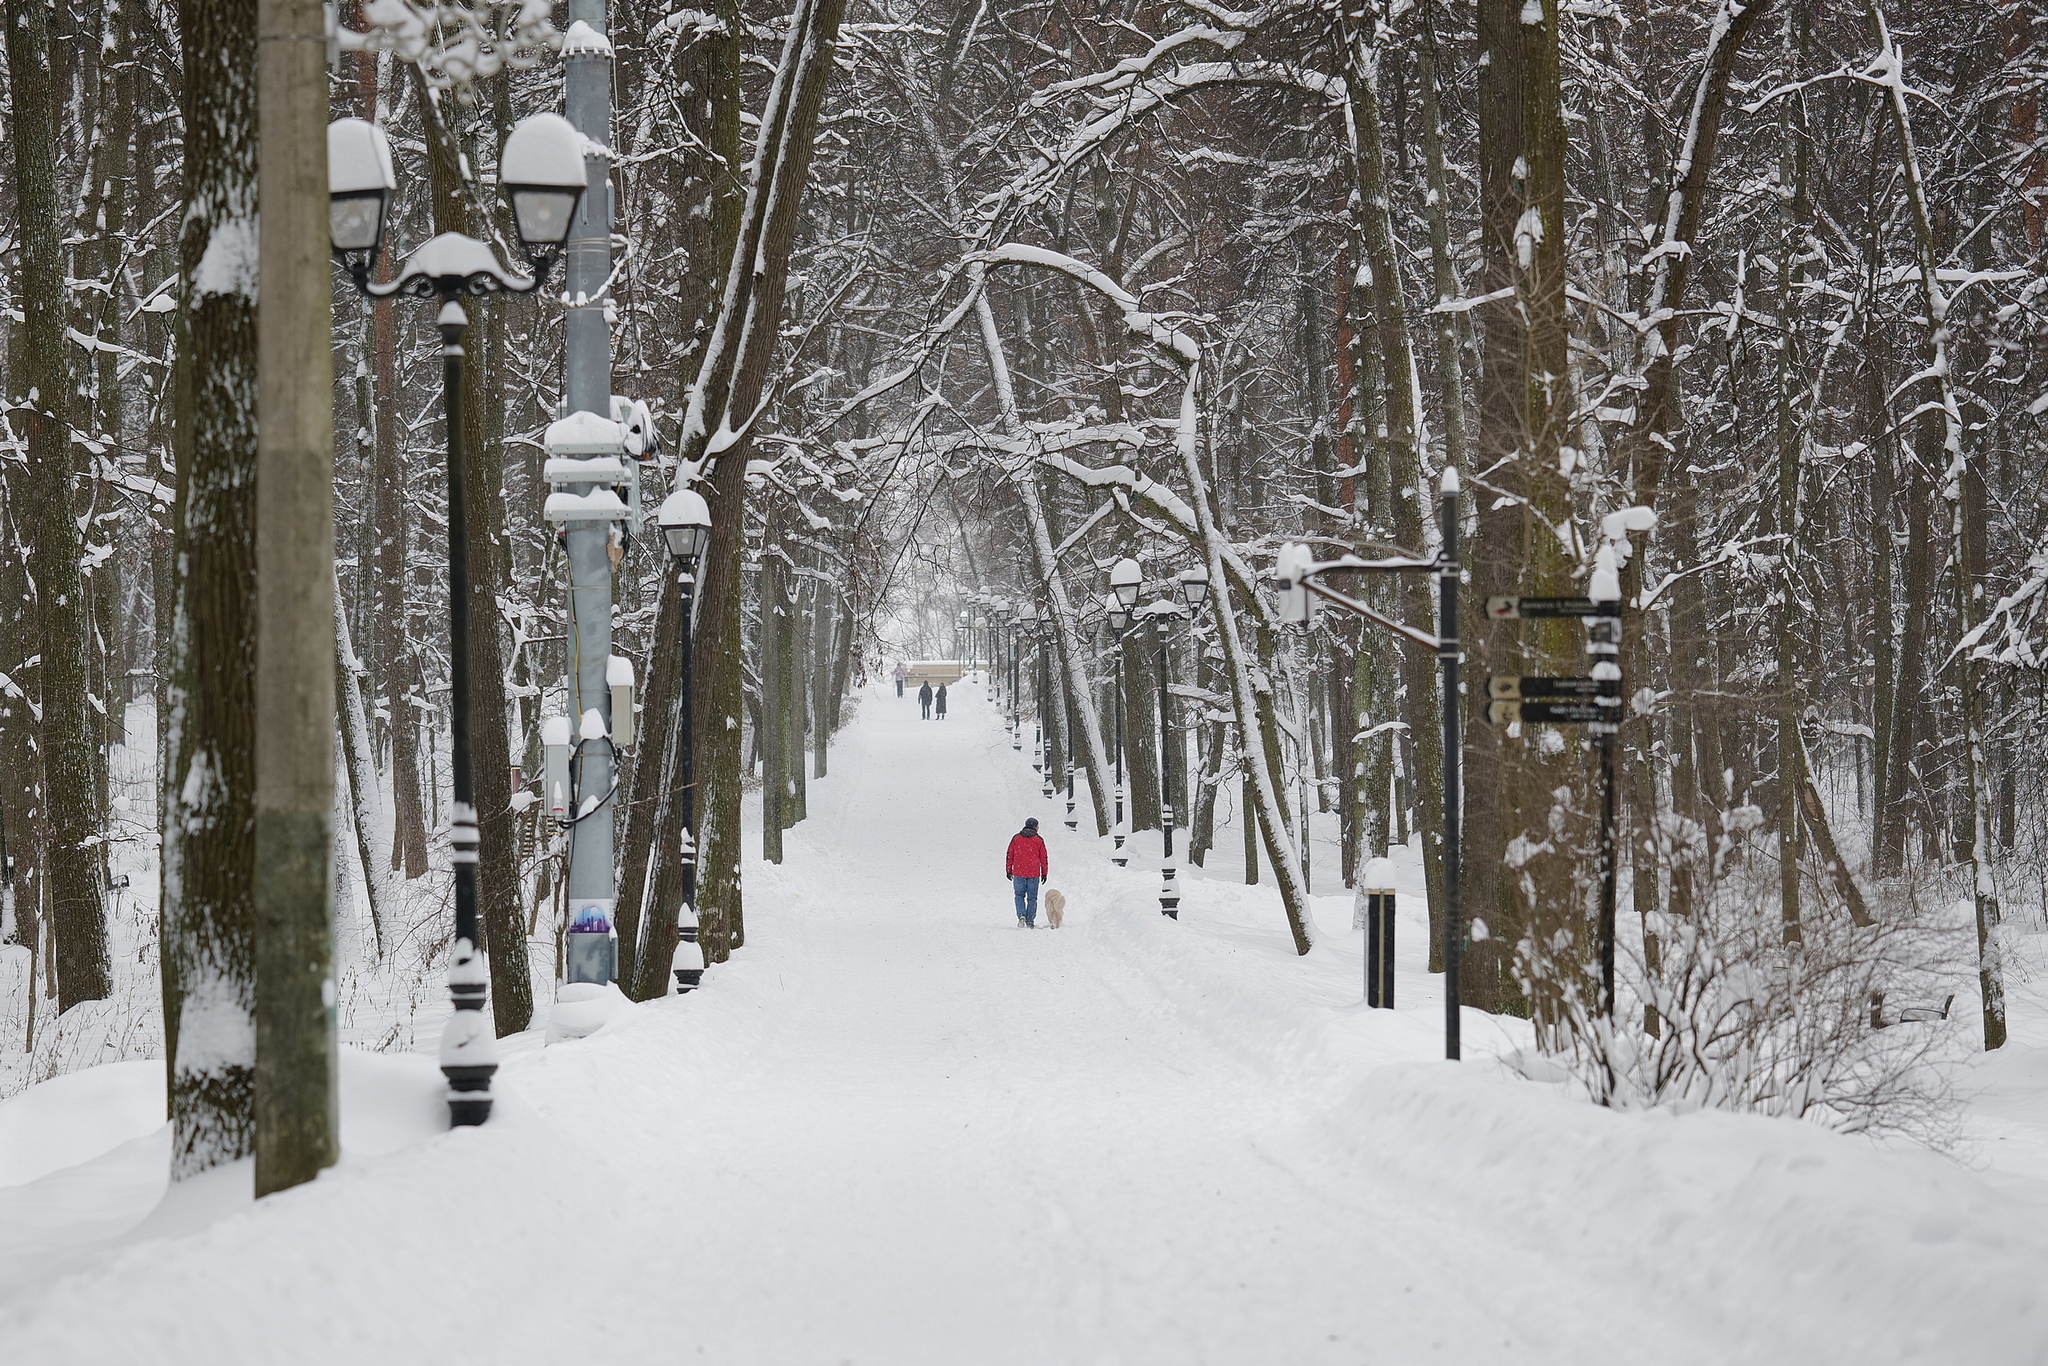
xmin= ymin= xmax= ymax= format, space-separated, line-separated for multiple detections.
xmin=3 ymin=679 xmax=2047 ymax=1364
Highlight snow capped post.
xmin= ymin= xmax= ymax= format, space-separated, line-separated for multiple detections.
xmin=327 ymin=110 xmax=584 ymax=1125
xmin=1363 ymin=857 xmax=1396 ymax=1009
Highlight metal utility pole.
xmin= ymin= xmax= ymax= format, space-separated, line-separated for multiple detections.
xmin=562 ymin=4 xmax=617 ymax=951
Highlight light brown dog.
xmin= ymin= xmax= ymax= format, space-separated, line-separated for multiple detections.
xmin=1044 ymin=888 xmax=1066 ymax=929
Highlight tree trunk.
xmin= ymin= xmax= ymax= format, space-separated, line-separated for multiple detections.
xmin=335 ymin=589 xmax=389 ymax=957
xmin=162 ymin=0 xmax=259 ymax=1178
xmin=9 ymin=0 xmax=109 ymax=1016
xmin=677 ymin=0 xmax=846 ymax=957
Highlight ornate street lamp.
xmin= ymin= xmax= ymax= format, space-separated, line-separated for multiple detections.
xmin=1104 ymin=590 xmax=1132 ymax=865
xmin=1017 ymin=603 xmax=1038 ymax=755
xmin=1153 ymin=579 xmax=1209 ymax=918
xmin=329 ymin=113 xmax=584 ymax=1128
xmin=654 ymin=488 xmax=712 ymax=993
xmin=1110 ymin=556 xmax=1143 ymax=610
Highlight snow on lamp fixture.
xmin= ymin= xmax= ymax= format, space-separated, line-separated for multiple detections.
xmin=1178 ymin=564 xmax=1210 ymax=611
xmin=327 ymin=118 xmax=394 ymax=274
xmin=656 ymin=486 xmax=713 ymax=567
xmin=1110 ymin=556 xmax=1143 ymax=609
xmin=499 ymin=111 xmax=586 ymax=256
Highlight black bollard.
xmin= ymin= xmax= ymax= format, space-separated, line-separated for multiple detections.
xmin=1363 ymin=857 xmax=1394 ymax=1009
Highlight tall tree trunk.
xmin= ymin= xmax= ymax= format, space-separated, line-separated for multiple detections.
xmin=335 ymin=583 xmax=389 ymax=957
xmin=1773 ymin=52 xmax=1808 ymax=943
xmin=761 ymin=531 xmax=786 ymax=865
xmin=1867 ymin=0 xmax=2005 ymax=1047
xmin=677 ymin=0 xmax=845 ymax=958
xmin=162 ymin=0 xmax=259 ymax=1178
xmin=10 ymin=0 xmax=110 ymax=1015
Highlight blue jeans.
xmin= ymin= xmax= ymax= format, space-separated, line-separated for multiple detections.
xmin=1012 ymin=876 xmax=1041 ymax=925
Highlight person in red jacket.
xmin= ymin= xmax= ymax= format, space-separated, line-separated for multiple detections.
xmin=1005 ymin=817 xmax=1049 ymax=927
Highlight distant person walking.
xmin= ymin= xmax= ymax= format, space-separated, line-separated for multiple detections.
xmin=918 ymin=681 xmax=933 ymax=719
xmin=1006 ymin=817 xmax=1048 ymax=927
xmin=894 ymin=662 xmax=906 ymax=697
xmin=934 ymin=684 xmax=948 ymax=719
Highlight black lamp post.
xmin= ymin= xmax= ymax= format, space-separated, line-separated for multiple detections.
xmin=1107 ymin=558 xmax=1142 ymax=866
xmin=1063 ymin=680 xmax=1081 ymax=830
xmin=656 ymin=488 xmax=712 ymax=991
xmin=1105 ymin=593 xmax=1131 ymax=865
xmin=1007 ymin=605 xmax=1022 ymax=748
xmin=1038 ymin=624 xmax=1055 ymax=800
xmin=1153 ymin=564 xmax=1210 ymax=917
xmin=1018 ymin=603 xmax=1041 ymax=768
xmin=328 ymin=113 xmax=584 ymax=1127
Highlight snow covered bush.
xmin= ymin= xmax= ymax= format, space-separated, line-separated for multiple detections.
xmin=1512 ymin=805 xmax=1962 ymax=1144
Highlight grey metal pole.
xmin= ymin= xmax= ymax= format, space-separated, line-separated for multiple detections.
xmin=562 ymin=2 xmax=617 ymax=958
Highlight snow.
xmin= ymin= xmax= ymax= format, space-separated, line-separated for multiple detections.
xmin=543 ymin=410 xmax=626 ymax=454
xmin=499 ymin=111 xmax=584 ymax=188
xmin=3 ymin=681 xmax=2047 ymax=1360
xmin=191 ymin=216 xmax=257 ymax=302
xmin=326 ymin=118 xmax=395 ymax=195
xmin=390 ymin=234 xmax=529 ymax=296
xmin=542 ymin=455 xmax=625 ymax=484
xmin=542 ymin=488 xmax=630 ymax=522
xmin=558 ymin=18 xmax=613 ymax=58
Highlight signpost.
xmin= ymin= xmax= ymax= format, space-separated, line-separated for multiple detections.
xmin=1485 ymin=555 xmax=1626 ymax=1020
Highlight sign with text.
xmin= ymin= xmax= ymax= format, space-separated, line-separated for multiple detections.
xmin=1487 ymin=699 xmax=1616 ymax=726
xmin=1486 ymin=675 xmax=1618 ymax=701
xmin=1486 ymin=596 xmax=1622 ymax=620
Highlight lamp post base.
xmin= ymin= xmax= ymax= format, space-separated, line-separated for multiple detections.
xmin=439 ymin=938 xmax=497 ymax=1127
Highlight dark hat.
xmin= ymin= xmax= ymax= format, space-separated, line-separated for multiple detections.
xmin=1024 ymin=818 xmax=1039 ymax=829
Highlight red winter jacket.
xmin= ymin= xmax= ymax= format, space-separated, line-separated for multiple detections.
xmin=1006 ymin=831 xmax=1049 ymax=879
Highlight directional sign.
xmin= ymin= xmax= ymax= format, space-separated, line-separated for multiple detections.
xmin=1488 ymin=699 xmax=1617 ymax=726
xmin=1487 ymin=675 xmax=1619 ymax=701
xmin=1486 ymin=596 xmax=1621 ymax=620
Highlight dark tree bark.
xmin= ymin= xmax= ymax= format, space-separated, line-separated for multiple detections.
xmin=162 ymin=0 xmax=259 ymax=1178
xmin=678 ymin=0 xmax=847 ymax=956
xmin=9 ymin=0 xmax=109 ymax=1014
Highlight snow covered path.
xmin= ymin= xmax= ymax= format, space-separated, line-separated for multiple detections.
xmin=4 ymin=680 xmax=2047 ymax=1364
